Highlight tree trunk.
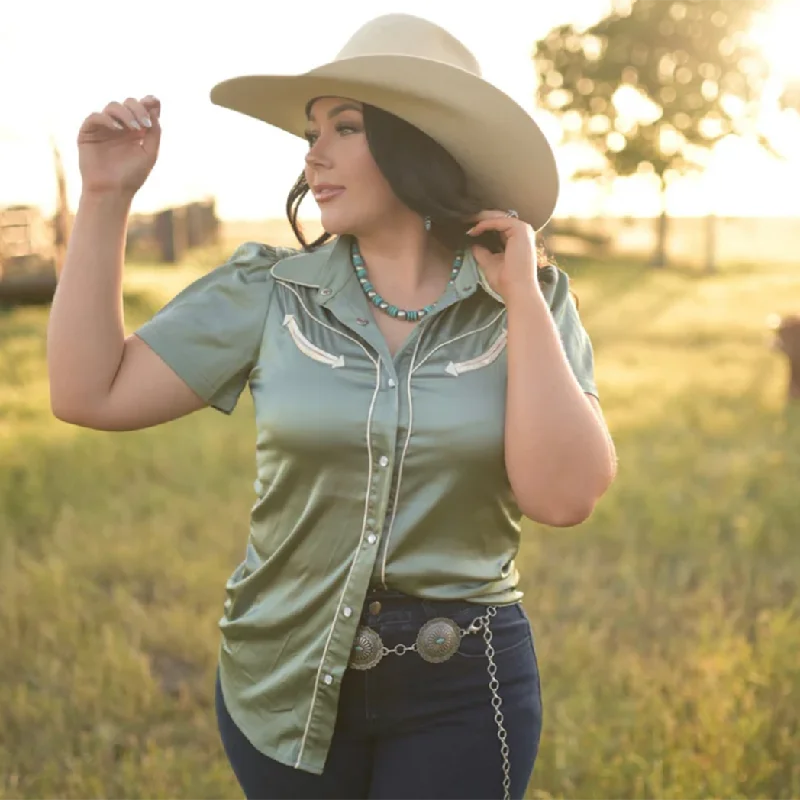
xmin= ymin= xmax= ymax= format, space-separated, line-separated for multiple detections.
xmin=650 ymin=175 xmax=668 ymax=268
xmin=704 ymin=212 xmax=717 ymax=274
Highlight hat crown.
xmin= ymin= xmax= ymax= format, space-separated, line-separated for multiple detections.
xmin=335 ymin=14 xmax=482 ymax=76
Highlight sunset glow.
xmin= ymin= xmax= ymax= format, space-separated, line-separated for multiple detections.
xmin=751 ymin=0 xmax=800 ymax=82
xmin=1 ymin=0 xmax=798 ymax=220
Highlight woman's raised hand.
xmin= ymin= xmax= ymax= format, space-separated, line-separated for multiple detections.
xmin=76 ymin=95 xmax=162 ymax=198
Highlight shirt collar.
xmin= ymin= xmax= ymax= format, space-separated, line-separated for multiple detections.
xmin=269 ymin=234 xmax=517 ymax=308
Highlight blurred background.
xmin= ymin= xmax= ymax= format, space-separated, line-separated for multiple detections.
xmin=1 ymin=1 xmax=799 ymax=798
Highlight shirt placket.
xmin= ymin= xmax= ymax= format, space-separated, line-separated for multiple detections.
xmin=294 ymin=322 xmax=402 ymax=771
xmin=298 ymin=282 xmax=481 ymax=769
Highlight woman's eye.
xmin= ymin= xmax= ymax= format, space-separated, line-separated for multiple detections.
xmin=305 ymin=124 xmax=360 ymax=145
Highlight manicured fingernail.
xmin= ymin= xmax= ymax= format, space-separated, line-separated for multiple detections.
xmin=128 ymin=119 xmax=141 ymax=130
xmin=467 ymin=226 xmax=477 ymax=235
xmin=113 ymin=121 xmax=124 ymax=130
xmin=140 ymin=116 xmax=152 ymax=128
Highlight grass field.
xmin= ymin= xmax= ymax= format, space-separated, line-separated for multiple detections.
xmin=1 ymin=231 xmax=799 ymax=798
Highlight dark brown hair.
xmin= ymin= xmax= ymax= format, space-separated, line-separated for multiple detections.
xmin=286 ymin=102 xmax=554 ymax=268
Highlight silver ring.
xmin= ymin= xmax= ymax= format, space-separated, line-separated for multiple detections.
xmin=505 ymin=209 xmax=519 ymax=219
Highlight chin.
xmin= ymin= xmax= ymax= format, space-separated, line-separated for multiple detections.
xmin=317 ymin=207 xmax=353 ymax=237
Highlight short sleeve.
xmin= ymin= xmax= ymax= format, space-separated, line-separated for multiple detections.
xmin=540 ymin=265 xmax=599 ymax=399
xmin=133 ymin=242 xmax=287 ymax=414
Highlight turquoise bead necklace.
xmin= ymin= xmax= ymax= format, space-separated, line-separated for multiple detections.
xmin=350 ymin=238 xmax=464 ymax=321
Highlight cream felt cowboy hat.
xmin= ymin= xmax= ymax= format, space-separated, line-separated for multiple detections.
xmin=210 ymin=13 xmax=559 ymax=231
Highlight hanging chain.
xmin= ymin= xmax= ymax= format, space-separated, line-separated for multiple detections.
xmin=486 ymin=612 xmax=512 ymax=800
xmin=359 ymin=606 xmax=511 ymax=800
xmin=467 ymin=607 xmax=511 ymax=800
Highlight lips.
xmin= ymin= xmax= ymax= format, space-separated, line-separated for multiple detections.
xmin=313 ymin=185 xmax=345 ymax=203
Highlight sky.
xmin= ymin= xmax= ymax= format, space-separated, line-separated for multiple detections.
xmin=2 ymin=0 xmax=800 ymax=221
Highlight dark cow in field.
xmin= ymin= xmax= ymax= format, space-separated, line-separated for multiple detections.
xmin=771 ymin=314 xmax=800 ymax=402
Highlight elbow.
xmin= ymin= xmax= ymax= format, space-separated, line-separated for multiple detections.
xmin=50 ymin=388 xmax=72 ymax=423
xmin=545 ymin=502 xmax=596 ymax=528
xmin=510 ymin=432 xmax=617 ymax=529
xmin=50 ymin=391 xmax=95 ymax=428
xmin=522 ymin=498 xmax=597 ymax=528
xmin=50 ymin=396 xmax=83 ymax=426
xmin=517 ymin=473 xmax=615 ymax=528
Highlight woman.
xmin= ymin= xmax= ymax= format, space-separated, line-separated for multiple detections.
xmin=47 ymin=13 xmax=616 ymax=800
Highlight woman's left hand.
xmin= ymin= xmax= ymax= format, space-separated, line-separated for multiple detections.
xmin=467 ymin=209 xmax=542 ymax=303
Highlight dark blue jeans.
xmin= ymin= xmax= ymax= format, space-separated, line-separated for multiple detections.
xmin=215 ymin=590 xmax=543 ymax=799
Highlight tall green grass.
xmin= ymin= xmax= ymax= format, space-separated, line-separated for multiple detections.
xmin=1 ymin=250 xmax=798 ymax=798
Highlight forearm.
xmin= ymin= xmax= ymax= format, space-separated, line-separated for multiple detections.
xmin=47 ymin=191 xmax=132 ymax=416
xmin=504 ymin=286 xmax=615 ymax=525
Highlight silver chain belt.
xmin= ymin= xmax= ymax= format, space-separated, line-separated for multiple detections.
xmin=348 ymin=607 xmax=512 ymax=800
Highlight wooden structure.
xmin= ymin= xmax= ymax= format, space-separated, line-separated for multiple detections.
xmin=127 ymin=199 xmax=220 ymax=263
xmin=0 ymin=142 xmax=70 ymax=305
xmin=0 ymin=205 xmax=59 ymax=304
xmin=0 ymin=134 xmax=220 ymax=304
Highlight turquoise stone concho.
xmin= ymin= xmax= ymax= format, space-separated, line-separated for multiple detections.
xmin=348 ymin=617 xmax=464 ymax=670
xmin=349 ymin=626 xmax=384 ymax=670
xmin=416 ymin=617 xmax=461 ymax=663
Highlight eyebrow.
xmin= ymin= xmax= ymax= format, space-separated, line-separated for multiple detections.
xmin=305 ymin=101 xmax=363 ymax=122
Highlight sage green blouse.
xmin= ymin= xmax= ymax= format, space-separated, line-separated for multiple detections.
xmin=134 ymin=234 xmax=598 ymax=775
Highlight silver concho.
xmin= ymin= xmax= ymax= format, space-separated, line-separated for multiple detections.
xmin=349 ymin=626 xmax=383 ymax=670
xmin=416 ymin=617 xmax=461 ymax=663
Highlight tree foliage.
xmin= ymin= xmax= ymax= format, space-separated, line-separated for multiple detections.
xmin=780 ymin=79 xmax=800 ymax=113
xmin=534 ymin=0 xmax=774 ymax=184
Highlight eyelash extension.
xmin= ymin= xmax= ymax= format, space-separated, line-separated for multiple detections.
xmin=304 ymin=123 xmax=361 ymax=145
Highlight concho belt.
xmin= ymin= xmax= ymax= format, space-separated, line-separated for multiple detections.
xmin=348 ymin=611 xmax=492 ymax=670
xmin=347 ymin=606 xmax=512 ymax=800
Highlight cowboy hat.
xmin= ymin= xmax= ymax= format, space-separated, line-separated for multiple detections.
xmin=210 ymin=13 xmax=559 ymax=231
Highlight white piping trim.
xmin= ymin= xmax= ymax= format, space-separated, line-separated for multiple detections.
xmin=275 ymin=281 xmax=378 ymax=368
xmin=378 ymin=331 xmax=425 ymax=588
xmin=282 ymin=314 xmax=345 ymax=368
xmin=290 ymin=281 xmax=380 ymax=768
xmin=412 ymin=308 xmax=506 ymax=374
xmin=445 ymin=329 xmax=508 ymax=376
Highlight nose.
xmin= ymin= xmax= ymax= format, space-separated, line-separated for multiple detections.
xmin=305 ymin=137 xmax=331 ymax=169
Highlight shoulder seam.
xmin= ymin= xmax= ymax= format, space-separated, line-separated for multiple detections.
xmin=230 ymin=242 xmax=301 ymax=284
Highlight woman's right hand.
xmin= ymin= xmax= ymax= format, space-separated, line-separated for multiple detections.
xmin=77 ymin=95 xmax=162 ymax=198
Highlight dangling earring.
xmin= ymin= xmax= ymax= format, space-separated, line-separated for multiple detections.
xmin=423 ymin=215 xmax=432 ymax=231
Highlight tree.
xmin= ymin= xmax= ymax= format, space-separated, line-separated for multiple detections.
xmin=780 ymin=79 xmax=800 ymax=113
xmin=534 ymin=0 xmax=774 ymax=269
xmin=51 ymin=139 xmax=71 ymax=276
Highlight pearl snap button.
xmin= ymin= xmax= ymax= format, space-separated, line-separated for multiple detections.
xmin=379 ymin=456 xmax=389 ymax=467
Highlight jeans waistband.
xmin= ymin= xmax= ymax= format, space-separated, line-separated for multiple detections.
xmin=360 ymin=588 xmax=517 ymax=627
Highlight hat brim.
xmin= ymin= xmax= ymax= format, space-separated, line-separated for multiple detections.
xmin=210 ymin=55 xmax=559 ymax=231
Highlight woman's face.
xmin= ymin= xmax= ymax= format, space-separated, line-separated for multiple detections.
xmin=303 ymin=96 xmax=405 ymax=235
